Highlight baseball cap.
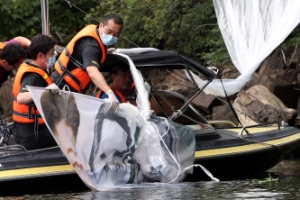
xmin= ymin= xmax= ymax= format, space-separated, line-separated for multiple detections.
xmin=111 ymin=64 xmax=130 ymax=73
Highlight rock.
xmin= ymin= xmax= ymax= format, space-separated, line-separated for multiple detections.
xmin=0 ymin=78 xmax=14 ymax=121
xmin=146 ymin=68 xmax=198 ymax=97
xmin=273 ymin=84 xmax=300 ymax=109
xmin=257 ymin=56 xmax=284 ymax=77
xmin=233 ymin=85 xmax=297 ymax=126
xmin=212 ymin=103 xmax=239 ymax=127
xmin=297 ymin=73 xmax=300 ymax=82
xmin=220 ymin=64 xmax=240 ymax=79
xmin=191 ymin=92 xmax=220 ymax=114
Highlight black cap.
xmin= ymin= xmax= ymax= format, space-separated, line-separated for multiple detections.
xmin=110 ymin=63 xmax=130 ymax=73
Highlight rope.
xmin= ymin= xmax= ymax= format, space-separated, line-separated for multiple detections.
xmin=219 ymin=73 xmax=243 ymax=127
xmin=185 ymin=164 xmax=220 ymax=182
xmin=152 ymin=121 xmax=182 ymax=184
xmin=150 ymin=117 xmax=220 ymax=183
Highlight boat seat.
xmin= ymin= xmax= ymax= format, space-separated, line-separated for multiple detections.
xmin=124 ymin=84 xmax=209 ymax=125
xmin=194 ymin=128 xmax=221 ymax=140
xmin=0 ymin=144 xmax=27 ymax=156
xmin=149 ymin=90 xmax=208 ymax=125
xmin=125 ymin=89 xmax=187 ymax=117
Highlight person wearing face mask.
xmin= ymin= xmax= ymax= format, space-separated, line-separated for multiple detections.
xmin=51 ymin=14 xmax=123 ymax=113
xmin=12 ymin=34 xmax=59 ymax=150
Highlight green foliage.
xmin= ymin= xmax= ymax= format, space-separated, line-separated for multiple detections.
xmin=0 ymin=0 xmax=98 ymax=45
xmin=281 ymin=25 xmax=300 ymax=53
xmin=88 ymin=0 xmax=230 ymax=65
xmin=1 ymin=0 xmax=300 ymax=66
xmin=252 ymin=173 xmax=279 ymax=184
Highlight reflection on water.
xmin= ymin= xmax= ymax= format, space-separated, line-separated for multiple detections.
xmin=234 ymin=189 xmax=289 ymax=199
xmin=2 ymin=159 xmax=300 ymax=199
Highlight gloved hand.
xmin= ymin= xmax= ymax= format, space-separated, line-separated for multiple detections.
xmin=105 ymin=90 xmax=119 ymax=112
xmin=107 ymin=48 xmax=116 ymax=53
xmin=45 ymin=83 xmax=60 ymax=94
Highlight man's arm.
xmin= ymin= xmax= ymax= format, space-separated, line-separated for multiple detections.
xmin=14 ymin=36 xmax=31 ymax=48
xmin=81 ymin=39 xmax=119 ymax=111
xmin=17 ymin=92 xmax=32 ymax=104
xmin=86 ymin=66 xmax=111 ymax=92
xmin=87 ymin=66 xmax=119 ymax=112
xmin=4 ymin=36 xmax=31 ymax=48
xmin=81 ymin=41 xmax=111 ymax=92
xmin=17 ymin=74 xmax=44 ymax=104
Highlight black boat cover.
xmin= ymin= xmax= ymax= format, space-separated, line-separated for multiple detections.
xmin=101 ymin=50 xmax=217 ymax=80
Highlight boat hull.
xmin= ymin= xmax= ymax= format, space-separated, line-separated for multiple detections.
xmin=187 ymin=126 xmax=300 ymax=180
xmin=0 ymin=125 xmax=299 ymax=189
xmin=0 ymin=173 xmax=87 ymax=195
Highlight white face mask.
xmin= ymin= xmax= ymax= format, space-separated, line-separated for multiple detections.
xmin=101 ymin=33 xmax=118 ymax=46
xmin=46 ymin=55 xmax=56 ymax=68
xmin=43 ymin=54 xmax=56 ymax=68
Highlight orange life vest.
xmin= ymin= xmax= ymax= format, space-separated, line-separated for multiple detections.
xmin=0 ymin=42 xmax=6 ymax=50
xmin=12 ymin=62 xmax=52 ymax=124
xmin=96 ymin=87 xmax=127 ymax=103
xmin=54 ymin=24 xmax=107 ymax=93
xmin=96 ymin=83 xmax=136 ymax=103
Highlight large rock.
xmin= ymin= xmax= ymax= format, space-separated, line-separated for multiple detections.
xmin=191 ymin=92 xmax=220 ymax=114
xmin=233 ymin=85 xmax=297 ymax=126
xmin=212 ymin=103 xmax=239 ymax=127
xmin=0 ymin=78 xmax=14 ymax=121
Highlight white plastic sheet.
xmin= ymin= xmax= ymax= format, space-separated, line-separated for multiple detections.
xmin=28 ymin=86 xmax=195 ymax=190
xmin=193 ymin=0 xmax=300 ymax=97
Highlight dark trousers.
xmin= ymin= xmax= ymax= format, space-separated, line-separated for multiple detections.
xmin=13 ymin=122 xmax=57 ymax=150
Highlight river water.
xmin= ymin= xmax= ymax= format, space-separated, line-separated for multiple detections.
xmin=1 ymin=159 xmax=300 ymax=199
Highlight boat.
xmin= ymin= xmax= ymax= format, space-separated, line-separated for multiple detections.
xmin=102 ymin=49 xmax=300 ymax=181
xmin=1 ymin=49 xmax=300 ymax=193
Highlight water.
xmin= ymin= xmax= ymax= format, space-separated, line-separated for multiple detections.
xmin=1 ymin=159 xmax=300 ymax=199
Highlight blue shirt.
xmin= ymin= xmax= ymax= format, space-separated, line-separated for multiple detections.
xmin=100 ymin=92 xmax=123 ymax=103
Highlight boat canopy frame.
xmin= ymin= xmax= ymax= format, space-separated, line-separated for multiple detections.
xmin=101 ymin=50 xmax=218 ymax=125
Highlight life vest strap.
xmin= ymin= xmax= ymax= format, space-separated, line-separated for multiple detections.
xmin=55 ymin=59 xmax=84 ymax=92
xmin=34 ymin=110 xmax=39 ymax=142
xmin=65 ymin=48 xmax=84 ymax=69
xmin=13 ymin=111 xmax=41 ymax=118
xmin=28 ymin=102 xmax=33 ymax=119
xmin=12 ymin=109 xmax=42 ymax=119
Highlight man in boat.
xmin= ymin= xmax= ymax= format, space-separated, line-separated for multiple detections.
xmin=96 ymin=65 xmax=136 ymax=102
xmin=51 ymin=14 xmax=123 ymax=113
xmin=0 ymin=37 xmax=30 ymax=146
xmin=12 ymin=34 xmax=60 ymax=150
xmin=0 ymin=36 xmax=31 ymax=86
